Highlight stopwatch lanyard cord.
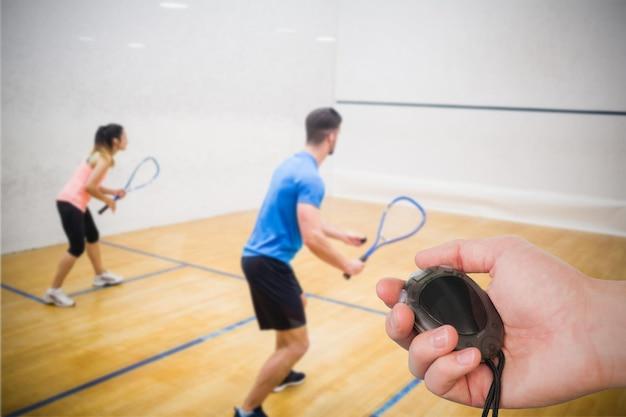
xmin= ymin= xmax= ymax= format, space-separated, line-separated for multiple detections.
xmin=481 ymin=350 xmax=505 ymax=417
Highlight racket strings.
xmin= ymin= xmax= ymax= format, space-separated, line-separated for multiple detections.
xmin=99 ymin=157 xmax=160 ymax=214
xmin=378 ymin=202 xmax=425 ymax=242
xmin=125 ymin=158 xmax=159 ymax=192
xmin=345 ymin=196 xmax=425 ymax=278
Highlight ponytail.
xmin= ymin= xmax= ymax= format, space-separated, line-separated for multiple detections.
xmin=93 ymin=123 xmax=123 ymax=165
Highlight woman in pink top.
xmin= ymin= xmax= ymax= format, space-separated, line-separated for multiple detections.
xmin=44 ymin=124 xmax=128 ymax=307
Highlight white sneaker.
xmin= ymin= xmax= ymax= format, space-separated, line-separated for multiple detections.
xmin=93 ymin=271 xmax=124 ymax=287
xmin=43 ymin=288 xmax=76 ymax=307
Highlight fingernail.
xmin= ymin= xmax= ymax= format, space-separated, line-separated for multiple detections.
xmin=389 ymin=309 xmax=398 ymax=329
xmin=431 ymin=327 xmax=448 ymax=349
xmin=399 ymin=289 xmax=408 ymax=304
xmin=456 ymin=349 xmax=475 ymax=365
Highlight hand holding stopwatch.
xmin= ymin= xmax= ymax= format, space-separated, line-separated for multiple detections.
xmin=400 ymin=267 xmax=505 ymax=417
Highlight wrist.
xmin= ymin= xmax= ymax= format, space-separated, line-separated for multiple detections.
xmin=586 ymin=277 xmax=626 ymax=390
xmin=340 ymin=258 xmax=351 ymax=273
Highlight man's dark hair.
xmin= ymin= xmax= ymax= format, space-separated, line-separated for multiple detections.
xmin=306 ymin=107 xmax=342 ymax=145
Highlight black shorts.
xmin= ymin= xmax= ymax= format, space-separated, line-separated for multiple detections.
xmin=241 ymin=256 xmax=306 ymax=331
xmin=57 ymin=201 xmax=99 ymax=257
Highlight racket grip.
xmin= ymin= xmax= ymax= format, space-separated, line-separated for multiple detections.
xmin=97 ymin=195 xmax=120 ymax=215
xmin=343 ymin=255 xmax=369 ymax=280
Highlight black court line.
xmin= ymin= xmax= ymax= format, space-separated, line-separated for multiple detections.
xmin=337 ymin=99 xmax=626 ymax=117
xmin=1 ymin=283 xmax=47 ymax=304
xmin=4 ymin=242 xmax=402 ymax=416
xmin=370 ymin=379 xmax=421 ymax=417
xmin=68 ymin=264 xmax=187 ymax=298
xmin=101 ymin=240 xmax=245 ymax=280
xmin=3 ymin=241 xmax=387 ymax=318
xmin=0 ymin=265 xmax=187 ymax=305
xmin=101 ymin=240 xmax=388 ymax=317
xmin=96 ymin=241 xmax=417 ymax=415
xmin=305 ymin=293 xmax=386 ymax=316
xmin=5 ymin=316 xmax=257 ymax=417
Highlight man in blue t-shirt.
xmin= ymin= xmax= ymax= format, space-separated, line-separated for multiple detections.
xmin=235 ymin=108 xmax=366 ymax=417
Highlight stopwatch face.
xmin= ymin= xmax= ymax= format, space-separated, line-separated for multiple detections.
xmin=419 ymin=275 xmax=488 ymax=336
xmin=404 ymin=267 xmax=504 ymax=360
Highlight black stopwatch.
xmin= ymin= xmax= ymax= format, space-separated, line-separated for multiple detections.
xmin=401 ymin=266 xmax=504 ymax=360
xmin=399 ymin=266 xmax=506 ymax=416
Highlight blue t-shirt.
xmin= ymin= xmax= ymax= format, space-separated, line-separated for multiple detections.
xmin=243 ymin=151 xmax=325 ymax=264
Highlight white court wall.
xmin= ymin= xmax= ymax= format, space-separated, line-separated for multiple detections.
xmin=1 ymin=0 xmax=338 ymax=253
xmin=332 ymin=0 xmax=626 ymax=236
xmin=3 ymin=0 xmax=626 ymax=254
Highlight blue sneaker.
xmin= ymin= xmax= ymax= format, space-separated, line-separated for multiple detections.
xmin=233 ymin=406 xmax=268 ymax=417
xmin=273 ymin=370 xmax=306 ymax=392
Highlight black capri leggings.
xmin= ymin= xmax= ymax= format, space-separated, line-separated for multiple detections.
xmin=56 ymin=201 xmax=100 ymax=257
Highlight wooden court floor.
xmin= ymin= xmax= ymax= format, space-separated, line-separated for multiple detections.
xmin=2 ymin=197 xmax=625 ymax=417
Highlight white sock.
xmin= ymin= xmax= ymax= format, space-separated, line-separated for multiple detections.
xmin=237 ymin=407 xmax=254 ymax=417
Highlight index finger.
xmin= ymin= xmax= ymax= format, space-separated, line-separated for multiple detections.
xmin=376 ymin=278 xmax=405 ymax=308
xmin=415 ymin=236 xmax=527 ymax=273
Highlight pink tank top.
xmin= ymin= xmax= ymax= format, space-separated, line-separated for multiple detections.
xmin=57 ymin=160 xmax=106 ymax=212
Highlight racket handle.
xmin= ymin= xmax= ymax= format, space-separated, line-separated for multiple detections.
xmin=343 ymin=255 xmax=368 ymax=280
xmin=97 ymin=195 xmax=120 ymax=215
